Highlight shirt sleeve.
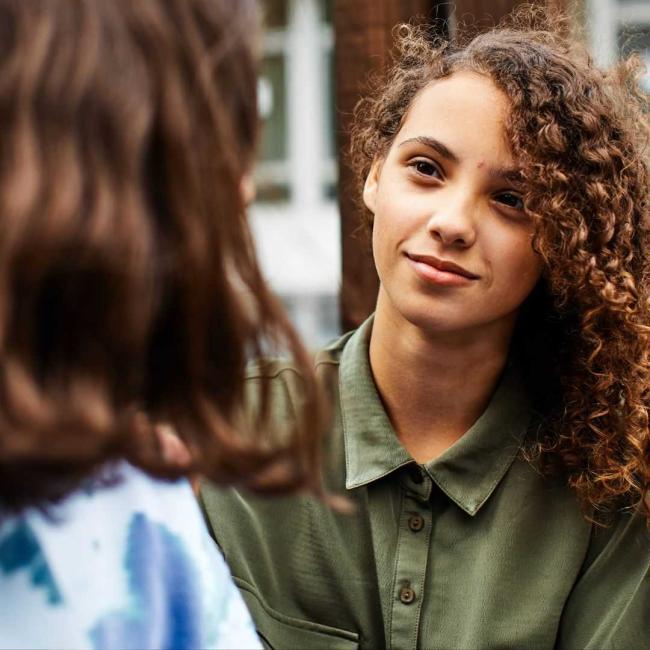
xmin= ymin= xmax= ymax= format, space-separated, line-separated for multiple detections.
xmin=556 ymin=508 xmax=650 ymax=650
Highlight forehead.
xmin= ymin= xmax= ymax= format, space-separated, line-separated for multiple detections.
xmin=394 ymin=71 xmax=514 ymax=164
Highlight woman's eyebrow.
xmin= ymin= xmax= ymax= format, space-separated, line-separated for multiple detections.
xmin=489 ymin=167 xmax=524 ymax=185
xmin=398 ymin=136 xmax=523 ymax=185
xmin=398 ymin=136 xmax=459 ymax=163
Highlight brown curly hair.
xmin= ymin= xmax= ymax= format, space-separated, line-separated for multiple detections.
xmin=350 ymin=7 xmax=650 ymax=522
xmin=0 ymin=0 xmax=325 ymax=513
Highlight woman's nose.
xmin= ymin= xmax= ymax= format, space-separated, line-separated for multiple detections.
xmin=425 ymin=192 xmax=477 ymax=248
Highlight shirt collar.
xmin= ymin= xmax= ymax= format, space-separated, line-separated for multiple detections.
xmin=339 ymin=315 xmax=532 ymax=516
xmin=422 ymin=362 xmax=531 ymax=515
xmin=340 ymin=316 xmax=413 ymax=490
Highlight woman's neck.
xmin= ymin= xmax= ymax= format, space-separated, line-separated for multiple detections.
xmin=368 ymin=290 xmax=515 ymax=463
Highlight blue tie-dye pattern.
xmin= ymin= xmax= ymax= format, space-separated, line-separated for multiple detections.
xmin=90 ymin=512 xmax=202 ymax=650
xmin=0 ymin=466 xmax=261 ymax=649
xmin=0 ymin=520 xmax=62 ymax=605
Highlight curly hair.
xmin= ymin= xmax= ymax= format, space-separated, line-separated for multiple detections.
xmin=0 ymin=0 xmax=325 ymax=513
xmin=350 ymin=7 xmax=650 ymax=522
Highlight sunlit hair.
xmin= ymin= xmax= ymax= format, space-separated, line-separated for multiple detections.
xmin=351 ymin=6 xmax=650 ymax=522
xmin=0 ymin=0 xmax=325 ymax=512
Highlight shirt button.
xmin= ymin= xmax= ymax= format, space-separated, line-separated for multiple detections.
xmin=408 ymin=465 xmax=424 ymax=484
xmin=408 ymin=514 xmax=424 ymax=532
xmin=399 ymin=585 xmax=416 ymax=604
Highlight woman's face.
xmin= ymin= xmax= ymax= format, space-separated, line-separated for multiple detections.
xmin=364 ymin=71 xmax=543 ymax=340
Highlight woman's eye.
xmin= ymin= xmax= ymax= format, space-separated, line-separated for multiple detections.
xmin=411 ymin=160 xmax=441 ymax=178
xmin=495 ymin=192 xmax=525 ymax=211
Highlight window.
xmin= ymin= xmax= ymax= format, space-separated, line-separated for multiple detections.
xmin=253 ymin=0 xmax=340 ymax=347
xmin=588 ymin=0 xmax=650 ymax=91
xmin=620 ymin=22 xmax=650 ymax=91
xmin=258 ymin=0 xmax=336 ymax=205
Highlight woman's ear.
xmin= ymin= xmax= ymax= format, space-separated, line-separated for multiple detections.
xmin=362 ymin=158 xmax=382 ymax=214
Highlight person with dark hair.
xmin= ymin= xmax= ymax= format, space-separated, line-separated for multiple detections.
xmin=0 ymin=1 xmax=324 ymax=648
xmin=202 ymin=7 xmax=650 ymax=650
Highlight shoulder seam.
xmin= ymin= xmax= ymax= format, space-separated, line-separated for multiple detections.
xmin=315 ymin=359 xmax=340 ymax=370
xmin=246 ymin=365 xmax=305 ymax=381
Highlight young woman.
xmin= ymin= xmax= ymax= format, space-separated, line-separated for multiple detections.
xmin=202 ymin=9 xmax=650 ymax=650
xmin=0 ymin=1 xmax=323 ymax=648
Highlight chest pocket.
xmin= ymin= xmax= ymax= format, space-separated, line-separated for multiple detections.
xmin=237 ymin=581 xmax=360 ymax=650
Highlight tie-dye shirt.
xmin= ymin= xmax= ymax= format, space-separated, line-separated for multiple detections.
xmin=0 ymin=463 xmax=261 ymax=650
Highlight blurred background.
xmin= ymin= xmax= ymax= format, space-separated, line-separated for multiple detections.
xmin=252 ymin=0 xmax=650 ymax=347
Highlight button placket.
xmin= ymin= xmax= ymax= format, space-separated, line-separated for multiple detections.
xmin=388 ymin=473 xmax=433 ymax=650
xmin=403 ymin=464 xmax=432 ymax=503
xmin=407 ymin=464 xmax=424 ymax=484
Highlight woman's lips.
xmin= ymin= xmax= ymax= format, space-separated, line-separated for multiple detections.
xmin=406 ymin=253 xmax=479 ymax=286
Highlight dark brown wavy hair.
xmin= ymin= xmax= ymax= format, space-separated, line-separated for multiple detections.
xmin=0 ymin=0 xmax=325 ymax=513
xmin=350 ymin=6 xmax=650 ymax=522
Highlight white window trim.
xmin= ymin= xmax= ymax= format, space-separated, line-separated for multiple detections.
xmin=588 ymin=0 xmax=650 ymax=67
xmin=259 ymin=0 xmax=336 ymax=213
xmin=252 ymin=1 xmax=341 ymax=323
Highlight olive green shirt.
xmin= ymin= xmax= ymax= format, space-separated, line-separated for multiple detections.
xmin=201 ymin=318 xmax=649 ymax=650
